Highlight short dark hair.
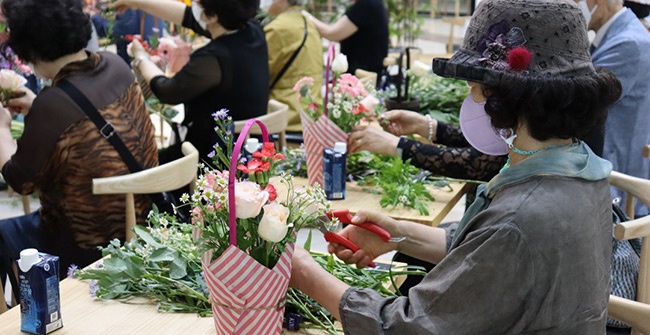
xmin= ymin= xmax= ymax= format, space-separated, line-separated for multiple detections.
xmin=199 ymin=0 xmax=258 ymax=30
xmin=2 ymin=0 xmax=91 ymax=63
xmin=483 ymin=68 xmax=622 ymax=142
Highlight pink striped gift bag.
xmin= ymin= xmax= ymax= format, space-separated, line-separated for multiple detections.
xmin=190 ymin=118 xmax=295 ymax=335
xmin=300 ymin=109 xmax=347 ymax=186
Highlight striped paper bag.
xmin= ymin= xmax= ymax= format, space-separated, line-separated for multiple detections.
xmin=300 ymin=110 xmax=348 ymax=186
xmin=191 ymin=119 xmax=293 ymax=335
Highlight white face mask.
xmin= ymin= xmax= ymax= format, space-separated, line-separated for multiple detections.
xmin=260 ymin=0 xmax=273 ymax=12
xmin=577 ymin=0 xmax=598 ymax=30
xmin=191 ymin=2 xmax=208 ymax=30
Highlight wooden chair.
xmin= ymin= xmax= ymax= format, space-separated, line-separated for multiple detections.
xmin=643 ymin=145 xmax=649 ymax=158
xmin=607 ymin=170 xmax=650 ymax=334
xmin=234 ymin=99 xmax=289 ymax=151
xmin=6 ymin=186 xmax=31 ymax=215
xmin=92 ymin=142 xmax=199 ymax=242
xmin=1 ymin=262 xmax=18 ymax=314
xmin=355 ymin=69 xmax=378 ymax=88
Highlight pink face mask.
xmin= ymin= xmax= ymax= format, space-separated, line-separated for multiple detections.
xmin=459 ymin=95 xmax=510 ymax=156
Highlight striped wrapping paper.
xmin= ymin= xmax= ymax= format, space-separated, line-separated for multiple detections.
xmin=193 ymin=225 xmax=294 ymax=335
xmin=300 ymin=110 xmax=348 ymax=186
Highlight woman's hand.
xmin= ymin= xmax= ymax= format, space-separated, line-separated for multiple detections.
xmin=381 ymin=109 xmax=433 ymax=140
xmin=289 ymin=246 xmax=318 ymax=290
xmin=7 ymin=88 xmax=36 ymax=115
xmin=327 ymin=210 xmax=400 ymax=269
xmin=129 ymin=39 xmax=149 ymax=61
xmin=347 ymin=125 xmax=399 ymax=156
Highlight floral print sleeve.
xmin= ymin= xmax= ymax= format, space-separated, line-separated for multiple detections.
xmin=397 ymin=122 xmax=507 ymax=181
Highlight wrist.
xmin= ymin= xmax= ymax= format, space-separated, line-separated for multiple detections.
xmin=131 ymin=54 xmax=148 ymax=69
xmin=424 ymin=115 xmax=436 ymax=142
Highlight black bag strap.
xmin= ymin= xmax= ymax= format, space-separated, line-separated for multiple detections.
xmin=269 ymin=16 xmax=308 ymax=90
xmin=58 ymin=79 xmax=144 ymax=173
xmin=57 ymin=79 xmax=166 ymax=204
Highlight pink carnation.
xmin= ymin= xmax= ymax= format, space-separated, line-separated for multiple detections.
xmin=337 ymin=73 xmax=367 ymax=98
xmin=293 ymin=76 xmax=314 ymax=92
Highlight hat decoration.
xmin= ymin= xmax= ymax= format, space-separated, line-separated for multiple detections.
xmin=476 ymin=19 xmax=532 ymax=73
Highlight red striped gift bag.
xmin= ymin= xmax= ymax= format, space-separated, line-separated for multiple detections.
xmin=192 ymin=119 xmax=293 ymax=335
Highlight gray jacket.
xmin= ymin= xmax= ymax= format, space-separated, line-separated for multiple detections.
xmin=339 ymin=142 xmax=613 ymax=334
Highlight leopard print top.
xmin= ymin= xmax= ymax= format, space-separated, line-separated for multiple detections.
xmin=3 ymin=52 xmax=159 ymax=249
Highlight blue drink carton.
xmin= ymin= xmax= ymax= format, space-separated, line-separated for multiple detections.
xmin=17 ymin=249 xmax=63 ymax=335
xmin=323 ymin=142 xmax=347 ymax=200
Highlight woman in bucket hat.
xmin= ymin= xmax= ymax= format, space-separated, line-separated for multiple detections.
xmin=289 ymin=0 xmax=622 ymax=333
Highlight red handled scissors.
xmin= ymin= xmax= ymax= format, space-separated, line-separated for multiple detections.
xmin=317 ymin=209 xmax=405 ymax=268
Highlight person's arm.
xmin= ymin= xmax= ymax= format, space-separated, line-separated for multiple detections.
xmin=397 ymin=137 xmax=507 ymax=181
xmin=290 ymin=247 xmax=350 ymax=321
xmin=338 ymin=224 xmax=534 ymax=334
xmin=593 ymin=39 xmax=640 ymax=100
xmin=148 ymin=54 xmax=221 ymax=105
xmin=110 ymin=0 xmax=186 ymax=27
xmin=302 ymin=11 xmax=357 ymax=42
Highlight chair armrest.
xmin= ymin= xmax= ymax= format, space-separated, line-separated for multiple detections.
xmin=609 ymin=295 xmax=650 ymax=334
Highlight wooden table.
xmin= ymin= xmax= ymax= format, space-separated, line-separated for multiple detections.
xmin=0 ymin=276 xmax=336 ymax=335
xmin=283 ymin=177 xmax=470 ymax=226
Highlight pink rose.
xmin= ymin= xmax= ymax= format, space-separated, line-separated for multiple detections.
xmin=234 ymin=181 xmax=269 ymax=219
xmin=258 ymin=203 xmax=290 ymax=242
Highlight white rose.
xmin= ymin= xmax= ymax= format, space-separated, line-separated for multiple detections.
xmin=331 ymin=53 xmax=348 ymax=73
xmin=0 ymin=69 xmax=27 ymax=91
xmin=234 ymin=181 xmax=269 ymax=219
xmin=411 ymin=60 xmax=430 ymax=77
xmin=258 ymin=203 xmax=291 ymax=243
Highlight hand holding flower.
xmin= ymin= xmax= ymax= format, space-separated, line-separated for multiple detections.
xmin=7 ymin=87 xmax=35 ymax=115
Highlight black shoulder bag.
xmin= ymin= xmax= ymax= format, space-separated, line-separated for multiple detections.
xmin=269 ymin=16 xmax=308 ymax=90
xmin=57 ymin=79 xmax=189 ymax=223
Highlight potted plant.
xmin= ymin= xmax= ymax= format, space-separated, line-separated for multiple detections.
xmin=384 ymin=47 xmax=421 ymax=112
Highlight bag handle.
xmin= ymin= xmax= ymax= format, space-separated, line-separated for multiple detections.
xmin=228 ymin=119 xmax=270 ymax=246
xmin=323 ymin=43 xmax=336 ymax=117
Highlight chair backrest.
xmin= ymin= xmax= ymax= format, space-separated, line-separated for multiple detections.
xmin=608 ymin=170 xmax=650 ymax=333
xmin=92 ymin=142 xmax=199 ymax=241
xmin=0 ymin=261 xmax=18 ymax=314
xmin=355 ymin=69 xmax=378 ymax=89
xmin=233 ymin=99 xmax=289 ymax=151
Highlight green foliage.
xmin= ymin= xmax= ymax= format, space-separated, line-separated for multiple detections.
xmin=73 ymin=209 xmax=211 ymax=315
xmin=10 ymin=120 xmax=23 ymax=139
xmin=145 ymin=97 xmax=180 ymax=127
xmin=359 ymin=156 xmax=435 ymax=215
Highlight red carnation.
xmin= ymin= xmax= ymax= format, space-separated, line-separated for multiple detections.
xmin=508 ymin=47 xmax=532 ymax=71
xmin=265 ymin=184 xmax=277 ymax=202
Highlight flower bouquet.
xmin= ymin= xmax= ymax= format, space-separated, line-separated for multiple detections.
xmin=294 ymin=45 xmax=381 ymax=186
xmin=187 ymin=110 xmax=328 ymax=334
xmin=0 ymin=68 xmax=26 ymax=104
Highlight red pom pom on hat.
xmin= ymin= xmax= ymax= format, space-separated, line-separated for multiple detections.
xmin=508 ymin=47 xmax=532 ymax=71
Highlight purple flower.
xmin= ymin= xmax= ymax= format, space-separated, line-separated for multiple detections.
xmin=89 ymin=280 xmax=99 ymax=298
xmin=207 ymin=151 xmax=215 ymax=158
xmin=476 ymin=19 xmax=527 ymax=71
xmin=212 ymin=109 xmax=229 ymax=120
xmin=66 ymin=264 xmax=78 ymax=278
